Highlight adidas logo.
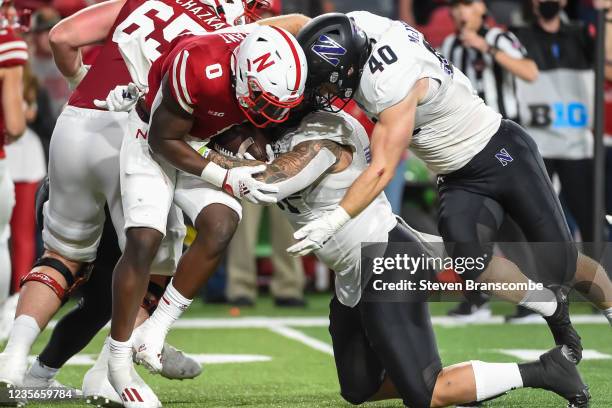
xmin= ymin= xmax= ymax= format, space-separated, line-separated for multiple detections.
xmin=122 ymin=388 xmax=144 ymax=403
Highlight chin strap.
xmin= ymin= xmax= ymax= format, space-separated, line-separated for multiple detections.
xmin=20 ymin=257 xmax=94 ymax=304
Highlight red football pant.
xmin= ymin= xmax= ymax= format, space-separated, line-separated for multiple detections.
xmin=10 ymin=181 xmax=39 ymax=293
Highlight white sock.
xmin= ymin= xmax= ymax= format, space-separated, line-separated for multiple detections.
xmin=604 ymin=307 xmax=612 ymax=326
xmin=518 ymin=287 xmax=557 ymax=317
xmin=471 ymin=361 xmax=523 ymax=401
xmin=28 ymin=358 xmax=59 ymax=380
xmin=92 ymin=337 xmax=111 ymax=371
xmin=3 ymin=315 xmax=40 ymax=357
xmin=108 ymin=337 xmax=132 ymax=371
xmin=149 ymin=280 xmax=192 ymax=334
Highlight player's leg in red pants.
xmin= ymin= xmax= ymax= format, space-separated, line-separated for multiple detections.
xmin=10 ymin=181 xmax=40 ymax=293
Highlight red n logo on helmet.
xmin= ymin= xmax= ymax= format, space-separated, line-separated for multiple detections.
xmin=251 ymin=52 xmax=275 ymax=72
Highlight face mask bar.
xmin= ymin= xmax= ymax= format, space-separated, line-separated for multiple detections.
xmin=242 ymin=0 xmax=270 ymax=23
xmin=239 ymin=76 xmax=303 ymax=128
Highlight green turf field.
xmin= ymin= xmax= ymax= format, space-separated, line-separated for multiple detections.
xmin=15 ymin=294 xmax=612 ymax=407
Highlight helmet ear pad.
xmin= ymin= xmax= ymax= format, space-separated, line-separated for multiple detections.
xmin=297 ymin=13 xmax=370 ymax=112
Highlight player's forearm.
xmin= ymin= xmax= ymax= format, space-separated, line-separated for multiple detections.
xmin=339 ymin=163 xmax=395 ymax=217
xmin=2 ymin=67 xmax=26 ymax=141
xmin=257 ymin=14 xmax=310 ymax=36
xmin=494 ymin=53 xmax=538 ymax=82
xmin=149 ymin=137 xmax=210 ymax=176
xmin=208 ymin=150 xmax=263 ymax=169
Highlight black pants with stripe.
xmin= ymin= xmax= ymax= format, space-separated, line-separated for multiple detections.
xmin=329 ymin=223 xmax=442 ymax=408
xmin=437 ymin=119 xmax=577 ymax=284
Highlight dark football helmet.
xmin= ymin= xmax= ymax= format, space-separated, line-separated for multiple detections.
xmin=297 ymin=13 xmax=370 ymax=112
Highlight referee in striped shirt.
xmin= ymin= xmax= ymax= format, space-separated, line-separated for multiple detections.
xmin=441 ymin=0 xmax=539 ymax=320
xmin=441 ymin=0 xmax=539 ymax=122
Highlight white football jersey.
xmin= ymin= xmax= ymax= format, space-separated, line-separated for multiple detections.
xmin=274 ymin=111 xmax=398 ymax=306
xmin=348 ymin=11 xmax=502 ymax=174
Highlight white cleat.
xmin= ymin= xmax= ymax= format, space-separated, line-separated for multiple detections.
xmin=132 ymin=322 xmax=164 ymax=374
xmin=108 ymin=362 xmax=161 ymax=408
xmin=82 ymin=363 xmax=123 ymax=408
xmin=0 ymin=352 xmax=27 ymax=388
xmin=160 ymin=344 xmax=202 ymax=380
xmin=23 ymin=370 xmax=82 ymax=398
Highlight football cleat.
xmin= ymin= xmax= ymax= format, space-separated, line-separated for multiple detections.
xmin=22 ymin=370 xmax=82 ymax=398
xmin=0 ymin=352 xmax=27 ymax=388
xmin=160 ymin=344 xmax=202 ymax=380
xmin=82 ymin=362 xmax=122 ymax=408
xmin=132 ymin=320 xmax=165 ymax=374
xmin=538 ymin=346 xmax=590 ymax=408
xmin=108 ymin=362 xmax=161 ymax=408
xmin=543 ymin=286 xmax=583 ymax=363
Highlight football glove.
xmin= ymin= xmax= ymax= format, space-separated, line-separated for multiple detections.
xmin=94 ymin=83 xmax=142 ymax=112
xmin=287 ymin=207 xmax=350 ymax=256
xmin=222 ymin=165 xmax=278 ymax=204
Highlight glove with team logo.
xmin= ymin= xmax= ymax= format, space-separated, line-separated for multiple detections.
xmin=93 ymin=83 xmax=143 ymax=112
xmin=287 ymin=207 xmax=351 ymax=256
xmin=200 ymin=162 xmax=278 ymax=204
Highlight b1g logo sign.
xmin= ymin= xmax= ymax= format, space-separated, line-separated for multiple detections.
xmin=528 ymin=102 xmax=588 ymax=129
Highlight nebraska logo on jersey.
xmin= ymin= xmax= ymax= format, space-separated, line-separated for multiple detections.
xmin=251 ymin=52 xmax=275 ymax=72
xmin=311 ymin=35 xmax=346 ymax=67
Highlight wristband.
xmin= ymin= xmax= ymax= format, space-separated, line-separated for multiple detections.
xmin=200 ymin=162 xmax=227 ymax=188
xmin=66 ymin=64 xmax=90 ymax=90
xmin=328 ymin=206 xmax=351 ymax=230
xmin=197 ymin=145 xmax=212 ymax=158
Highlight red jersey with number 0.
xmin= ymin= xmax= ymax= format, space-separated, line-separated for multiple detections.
xmin=146 ymin=30 xmax=251 ymax=140
xmin=0 ymin=29 xmax=28 ymax=159
xmin=68 ymin=0 xmax=231 ymax=110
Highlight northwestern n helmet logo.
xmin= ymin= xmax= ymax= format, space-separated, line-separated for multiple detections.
xmin=495 ymin=148 xmax=513 ymax=166
xmin=311 ymin=35 xmax=346 ymax=67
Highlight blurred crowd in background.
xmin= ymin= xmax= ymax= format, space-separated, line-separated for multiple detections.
xmin=3 ymin=0 xmax=612 ymax=319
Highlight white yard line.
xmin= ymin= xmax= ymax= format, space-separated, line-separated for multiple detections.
xmin=46 ymin=314 xmax=607 ymax=330
xmin=268 ymin=325 xmax=334 ymax=356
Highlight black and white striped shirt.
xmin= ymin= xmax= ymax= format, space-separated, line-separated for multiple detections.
xmin=441 ymin=26 xmax=527 ymax=122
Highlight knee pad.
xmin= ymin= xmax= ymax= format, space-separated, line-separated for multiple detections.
xmin=141 ymin=278 xmax=169 ymax=315
xmin=21 ymin=257 xmax=93 ymax=304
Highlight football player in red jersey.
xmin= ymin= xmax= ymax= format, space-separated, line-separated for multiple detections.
xmin=0 ymin=0 xmax=27 ymax=341
xmin=101 ymin=24 xmax=306 ymax=402
xmin=0 ymin=0 xmax=302 ymax=401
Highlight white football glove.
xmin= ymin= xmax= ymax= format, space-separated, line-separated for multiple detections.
xmin=94 ymin=83 xmax=143 ymax=112
xmin=287 ymin=207 xmax=351 ymax=256
xmin=222 ymin=165 xmax=278 ymax=204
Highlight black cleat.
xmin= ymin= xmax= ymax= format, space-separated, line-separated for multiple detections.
xmin=539 ymin=346 xmax=591 ymax=408
xmin=544 ymin=286 xmax=583 ymax=363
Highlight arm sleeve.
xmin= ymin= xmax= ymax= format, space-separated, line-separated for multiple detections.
xmin=0 ymin=32 xmax=28 ymax=68
xmin=168 ymin=48 xmax=200 ymax=114
xmin=270 ymin=147 xmax=337 ymax=201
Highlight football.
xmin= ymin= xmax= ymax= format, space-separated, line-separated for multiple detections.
xmin=210 ymin=123 xmax=269 ymax=162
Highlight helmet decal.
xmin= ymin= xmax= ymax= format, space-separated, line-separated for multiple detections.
xmin=311 ymin=35 xmax=346 ymax=67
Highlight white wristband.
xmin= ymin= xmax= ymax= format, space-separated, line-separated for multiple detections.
xmin=66 ymin=64 xmax=90 ymax=90
xmin=200 ymin=162 xmax=227 ymax=188
xmin=329 ymin=206 xmax=351 ymax=230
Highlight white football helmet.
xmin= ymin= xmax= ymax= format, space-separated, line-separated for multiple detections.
xmin=232 ymin=26 xmax=307 ymax=128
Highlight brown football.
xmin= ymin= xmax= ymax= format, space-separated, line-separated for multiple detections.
xmin=210 ymin=123 xmax=269 ymax=162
